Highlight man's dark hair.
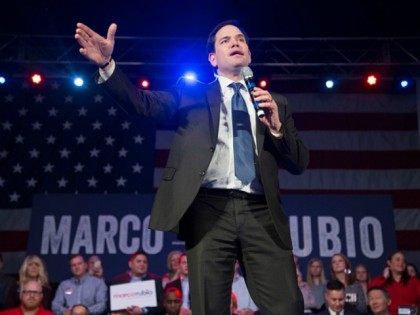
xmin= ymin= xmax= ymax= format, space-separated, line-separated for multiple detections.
xmin=69 ymin=254 xmax=85 ymax=263
xmin=129 ymin=250 xmax=148 ymax=262
xmin=206 ymin=20 xmax=249 ymax=54
xmin=367 ymin=286 xmax=390 ymax=300
xmin=326 ymin=279 xmax=345 ymax=291
xmin=71 ymin=304 xmax=90 ymax=315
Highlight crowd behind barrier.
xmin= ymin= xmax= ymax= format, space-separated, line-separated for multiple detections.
xmin=0 ymin=251 xmax=419 ymax=315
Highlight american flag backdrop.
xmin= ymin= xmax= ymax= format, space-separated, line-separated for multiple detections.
xmin=1 ymin=79 xmax=420 ymax=273
xmin=0 ymin=80 xmax=156 ymax=272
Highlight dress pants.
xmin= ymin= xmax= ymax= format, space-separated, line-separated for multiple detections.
xmin=179 ymin=188 xmax=304 ymax=315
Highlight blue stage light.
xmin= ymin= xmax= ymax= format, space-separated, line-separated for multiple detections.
xmin=73 ymin=77 xmax=84 ymax=87
xmin=325 ymin=79 xmax=335 ymax=89
xmin=0 ymin=76 xmax=5 ymax=84
xmin=183 ymin=72 xmax=197 ymax=83
xmin=400 ymin=80 xmax=409 ymax=88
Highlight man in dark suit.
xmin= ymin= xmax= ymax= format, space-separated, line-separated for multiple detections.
xmin=317 ymin=280 xmax=362 ymax=315
xmin=110 ymin=251 xmax=163 ymax=315
xmin=75 ymin=19 xmax=309 ymax=315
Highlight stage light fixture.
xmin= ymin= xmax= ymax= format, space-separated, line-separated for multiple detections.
xmin=366 ymin=74 xmax=378 ymax=86
xmin=183 ymin=71 xmax=197 ymax=83
xmin=400 ymin=80 xmax=409 ymax=88
xmin=73 ymin=77 xmax=84 ymax=87
xmin=139 ymin=79 xmax=150 ymax=89
xmin=259 ymin=79 xmax=268 ymax=88
xmin=325 ymin=79 xmax=335 ymax=89
xmin=31 ymin=73 xmax=43 ymax=85
xmin=0 ymin=76 xmax=5 ymax=84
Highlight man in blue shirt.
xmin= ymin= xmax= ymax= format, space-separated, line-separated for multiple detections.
xmin=52 ymin=255 xmax=107 ymax=315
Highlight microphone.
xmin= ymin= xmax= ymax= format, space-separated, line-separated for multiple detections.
xmin=240 ymin=66 xmax=265 ymax=118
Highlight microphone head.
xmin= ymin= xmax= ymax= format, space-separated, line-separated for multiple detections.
xmin=240 ymin=66 xmax=253 ymax=80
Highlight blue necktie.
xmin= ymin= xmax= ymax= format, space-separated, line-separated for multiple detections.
xmin=231 ymin=82 xmax=256 ymax=185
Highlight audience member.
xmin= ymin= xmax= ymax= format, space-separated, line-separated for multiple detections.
xmin=406 ymin=263 xmax=418 ymax=279
xmin=87 ymin=256 xmax=103 ymax=279
xmin=306 ymin=257 xmax=327 ymax=311
xmin=6 ymin=256 xmax=52 ymax=310
xmin=161 ymin=251 xmax=182 ymax=289
xmin=161 ymin=287 xmax=182 ymax=315
xmin=330 ymin=253 xmax=366 ymax=313
xmin=166 ymin=254 xmax=191 ymax=315
xmin=231 ymin=261 xmax=258 ymax=314
xmin=317 ymin=280 xmax=361 ymax=315
xmin=296 ymin=268 xmax=317 ymax=311
xmin=52 ymin=255 xmax=107 ymax=315
xmin=367 ymin=286 xmax=391 ymax=315
xmin=110 ymin=251 xmax=163 ymax=314
xmin=369 ymin=251 xmax=420 ymax=315
xmin=70 ymin=304 xmax=90 ymax=315
xmin=0 ymin=280 xmax=53 ymax=315
xmin=355 ymin=264 xmax=370 ymax=302
xmin=0 ymin=254 xmax=15 ymax=310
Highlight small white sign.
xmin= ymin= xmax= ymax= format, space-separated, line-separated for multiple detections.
xmin=110 ymin=280 xmax=157 ymax=311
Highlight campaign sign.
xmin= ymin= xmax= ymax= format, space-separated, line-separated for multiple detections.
xmin=28 ymin=194 xmax=395 ymax=282
xmin=284 ymin=194 xmax=396 ymax=277
xmin=27 ymin=194 xmax=183 ymax=282
xmin=110 ymin=280 xmax=157 ymax=310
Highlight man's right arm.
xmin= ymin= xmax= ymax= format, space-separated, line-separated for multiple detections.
xmin=51 ymin=282 xmax=66 ymax=315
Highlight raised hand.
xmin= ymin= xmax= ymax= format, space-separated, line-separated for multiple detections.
xmin=75 ymin=23 xmax=117 ymax=66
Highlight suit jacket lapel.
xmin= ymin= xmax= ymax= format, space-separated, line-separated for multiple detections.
xmin=206 ymin=80 xmax=222 ymax=146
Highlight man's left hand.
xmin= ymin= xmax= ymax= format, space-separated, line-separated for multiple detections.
xmin=126 ymin=306 xmax=143 ymax=315
xmin=252 ymin=87 xmax=282 ymax=134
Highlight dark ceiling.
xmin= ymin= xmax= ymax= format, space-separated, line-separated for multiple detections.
xmin=3 ymin=0 xmax=420 ymax=38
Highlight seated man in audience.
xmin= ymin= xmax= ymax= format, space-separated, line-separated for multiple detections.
xmin=70 ymin=304 xmax=90 ymax=315
xmin=165 ymin=254 xmax=191 ymax=315
xmin=232 ymin=261 xmax=258 ymax=315
xmin=367 ymin=286 xmax=391 ymax=315
xmin=161 ymin=287 xmax=182 ymax=315
xmin=0 ymin=280 xmax=53 ymax=315
xmin=110 ymin=251 xmax=163 ymax=314
xmin=52 ymin=255 xmax=107 ymax=315
xmin=318 ymin=280 xmax=361 ymax=315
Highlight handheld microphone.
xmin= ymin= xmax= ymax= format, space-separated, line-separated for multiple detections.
xmin=240 ymin=66 xmax=265 ymax=118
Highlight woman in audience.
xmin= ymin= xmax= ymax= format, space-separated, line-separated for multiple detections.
xmin=296 ymin=268 xmax=317 ymax=312
xmin=162 ymin=250 xmax=182 ymax=288
xmin=330 ymin=253 xmax=367 ymax=313
xmin=355 ymin=263 xmax=370 ymax=301
xmin=6 ymin=255 xmax=52 ymax=309
xmin=306 ymin=257 xmax=327 ymax=311
xmin=369 ymin=251 xmax=420 ymax=315
xmin=406 ymin=262 xmax=418 ymax=279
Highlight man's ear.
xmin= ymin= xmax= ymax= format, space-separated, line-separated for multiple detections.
xmin=208 ymin=53 xmax=217 ymax=67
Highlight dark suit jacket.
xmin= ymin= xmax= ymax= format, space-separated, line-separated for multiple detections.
xmin=110 ymin=272 xmax=163 ymax=314
xmin=102 ymin=66 xmax=309 ymax=249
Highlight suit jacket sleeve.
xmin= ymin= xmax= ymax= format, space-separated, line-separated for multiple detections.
xmin=99 ymin=66 xmax=179 ymax=122
xmin=270 ymin=94 xmax=309 ymax=175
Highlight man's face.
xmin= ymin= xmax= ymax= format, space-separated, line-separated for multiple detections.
xmin=163 ymin=292 xmax=182 ymax=315
xmin=129 ymin=254 xmax=148 ymax=277
xmin=20 ymin=281 xmax=43 ymax=310
xmin=368 ymin=289 xmax=391 ymax=314
xmin=70 ymin=256 xmax=87 ymax=278
xmin=208 ymin=24 xmax=251 ymax=77
xmin=325 ymin=289 xmax=345 ymax=312
xmin=179 ymin=255 xmax=188 ymax=277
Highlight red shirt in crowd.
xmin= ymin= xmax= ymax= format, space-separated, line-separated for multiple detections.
xmin=369 ymin=276 xmax=420 ymax=315
xmin=0 ymin=306 xmax=53 ymax=315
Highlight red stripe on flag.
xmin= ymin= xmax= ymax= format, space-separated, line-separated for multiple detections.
xmin=395 ymin=230 xmax=420 ymax=250
xmin=281 ymin=190 xmax=420 ymax=208
xmin=0 ymin=231 xmax=28 ymax=251
xmin=293 ymin=113 xmax=417 ymax=131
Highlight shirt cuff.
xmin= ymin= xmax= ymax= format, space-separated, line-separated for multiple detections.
xmin=98 ymin=59 xmax=116 ymax=83
xmin=270 ymin=125 xmax=284 ymax=139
